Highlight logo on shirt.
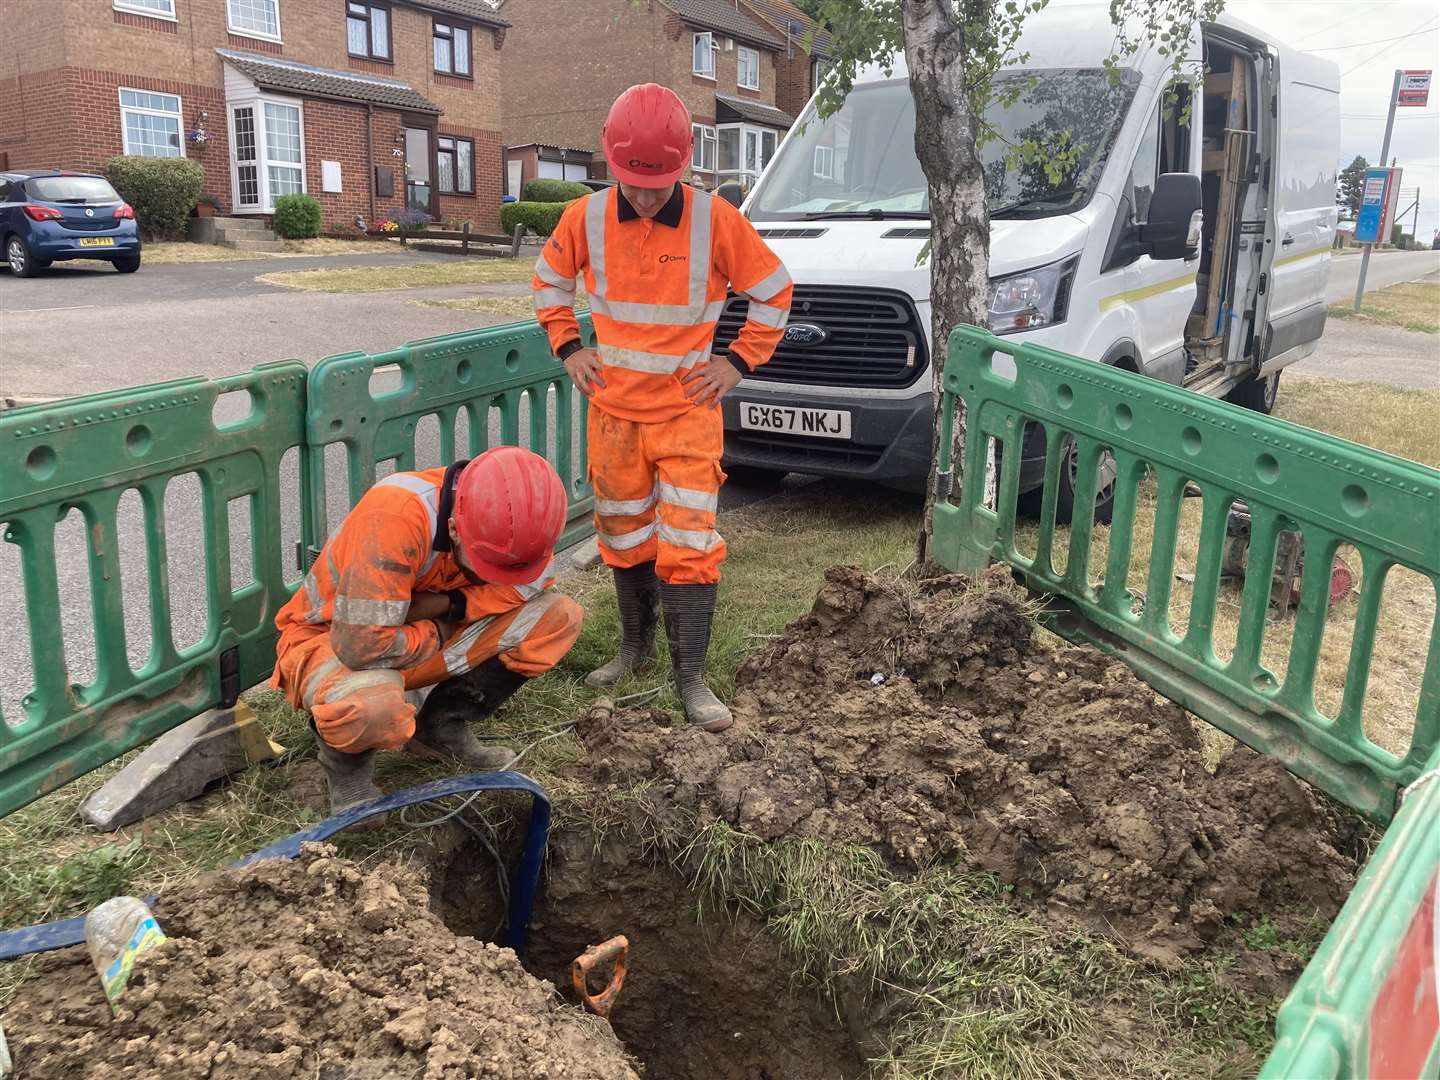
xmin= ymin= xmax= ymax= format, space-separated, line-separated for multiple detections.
xmin=658 ymin=253 xmax=688 ymax=264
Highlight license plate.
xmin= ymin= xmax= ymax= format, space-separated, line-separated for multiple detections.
xmin=78 ymin=237 xmax=115 ymax=247
xmin=738 ymin=402 xmax=852 ymax=440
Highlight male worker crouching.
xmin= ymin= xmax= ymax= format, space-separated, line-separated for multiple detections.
xmin=270 ymin=446 xmax=582 ymax=815
xmin=533 ymin=83 xmax=793 ymax=732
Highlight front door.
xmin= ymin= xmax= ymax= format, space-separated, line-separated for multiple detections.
xmin=405 ymin=126 xmax=432 ymax=216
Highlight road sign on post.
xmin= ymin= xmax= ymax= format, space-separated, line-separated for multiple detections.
xmin=1397 ymin=70 xmax=1431 ymax=107
xmin=1354 ymin=168 xmax=1395 ymax=245
xmin=1353 ymin=70 xmax=1406 ymax=310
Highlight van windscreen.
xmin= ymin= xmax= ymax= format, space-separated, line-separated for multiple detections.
xmin=750 ymin=68 xmax=1139 ymax=221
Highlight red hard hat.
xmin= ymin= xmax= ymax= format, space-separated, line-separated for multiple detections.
xmin=603 ymin=83 xmax=693 ymax=187
xmin=452 ymin=446 xmax=567 ymax=586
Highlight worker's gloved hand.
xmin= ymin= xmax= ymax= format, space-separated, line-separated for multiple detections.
xmin=563 ymin=348 xmax=607 ymax=397
xmin=681 ymin=355 xmax=743 ymax=408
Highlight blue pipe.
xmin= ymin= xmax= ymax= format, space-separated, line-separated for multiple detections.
xmin=0 ymin=771 xmax=551 ymax=962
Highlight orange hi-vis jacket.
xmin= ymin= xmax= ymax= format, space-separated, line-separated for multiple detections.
xmin=533 ymin=184 xmax=793 ymax=423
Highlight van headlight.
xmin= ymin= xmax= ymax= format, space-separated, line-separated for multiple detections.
xmin=987 ymin=256 xmax=1078 ymax=335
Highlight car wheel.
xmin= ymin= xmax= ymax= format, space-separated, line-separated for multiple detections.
xmin=1020 ymin=436 xmax=1117 ymax=526
xmin=1227 ymin=371 xmax=1280 ymax=415
xmin=722 ymin=461 xmax=789 ymax=487
xmin=113 ymin=256 xmax=141 ymax=274
xmin=6 ymin=235 xmax=44 ymax=278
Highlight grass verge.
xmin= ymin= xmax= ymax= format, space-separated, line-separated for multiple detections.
xmin=140 ymin=242 xmax=257 ymax=264
xmin=1327 ymin=275 xmax=1439 ymax=334
xmin=260 ymin=258 xmax=535 ymax=292
xmin=418 ymin=291 xmax=589 ymax=320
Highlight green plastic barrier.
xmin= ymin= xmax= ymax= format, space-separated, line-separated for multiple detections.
xmin=0 ymin=363 xmax=307 ymax=818
xmin=302 ymin=318 xmax=597 ymax=563
xmin=931 ymin=325 xmax=1439 ymax=825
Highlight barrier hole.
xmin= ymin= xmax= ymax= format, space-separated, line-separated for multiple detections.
xmin=369 ymin=363 xmax=404 ymax=399
xmin=1056 ymin=383 xmax=1073 ymax=408
xmin=278 ymin=447 xmax=302 ymax=586
xmin=1359 ymin=565 xmax=1431 ymax=759
xmin=1313 ymin=543 xmax=1362 ymax=724
xmin=54 ymin=507 xmax=99 ymax=692
xmin=414 ymin=414 xmax=443 ymax=471
xmin=453 ymin=404 xmax=473 ymax=458
xmin=1082 ymin=446 xmax=1119 ymax=593
xmin=228 ymin=496 xmax=255 ymax=592
xmin=329 ymin=418 xmax=343 ymax=434
xmin=1341 ymin=484 xmax=1369 ymax=518
xmin=1257 ymin=526 xmax=1301 ymax=693
xmin=518 ymin=391 xmax=534 ymax=452
xmin=543 ymin=384 xmax=559 ymax=464
xmin=1181 ymin=427 xmax=1202 ymax=456
xmin=1255 ymin=453 xmax=1279 ymax=484
xmin=322 ymin=442 xmax=351 ymax=541
xmin=484 ymin=404 xmax=503 ymax=454
xmin=980 ymin=437 xmax=1000 ymax=512
xmin=375 ymin=458 xmax=398 ymax=482
xmin=457 ymin=358 xmax=473 ymax=384
xmin=1165 ymin=482 xmax=1207 ymax=643
xmin=163 ymin=473 xmax=209 ymax=654
xmin=125 ymin=424 xmax=152 ymax=458
xmin=116 ymin=488 xmax=153 ymax=674
xmin=988 ymin=348 xmax=1018 ymax=383
xmin=1124 ymin=466 xmax=1161 ymax=617
xmin=0 ymin=520 xmax=36 ymax=729
xmin=504 ymin=350 xmax=520 ymax=372
xmin=1210 ymin=498 xmax=1241 ymax=665
xmin=25 ymin=445 xmax=56 ymax=481
xmin=211 ymin=389 xmax=255 ymax=429
xmin=1011 ymin=422 xmax=1043 ymax=565
xmin=1114 ymin=403 xmax=1133 ymax=430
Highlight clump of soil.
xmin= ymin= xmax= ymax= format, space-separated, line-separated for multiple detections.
xmin=578 ymin=567 xmax=1364 ymax=960
xmin=9 ymin=844 xmax=639 ymax=1080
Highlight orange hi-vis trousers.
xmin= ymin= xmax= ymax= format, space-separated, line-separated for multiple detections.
xmin=274 ymin=590 xmax=580 ymax=754
xmin=588 ymin=402 xmax=726 ymax=585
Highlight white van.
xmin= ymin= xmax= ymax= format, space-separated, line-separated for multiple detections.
xmin=713 ymin=7 xmax=1340 ymax=521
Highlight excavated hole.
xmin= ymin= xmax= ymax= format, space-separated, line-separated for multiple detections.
xmin=428 ymin=815 xmax=867 ymax=1080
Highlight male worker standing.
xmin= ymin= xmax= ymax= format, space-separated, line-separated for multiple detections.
xmin=271 ymin=446 xmax=582 ymax=814
xmin=533 ymin=84 xmax=792 ymax=733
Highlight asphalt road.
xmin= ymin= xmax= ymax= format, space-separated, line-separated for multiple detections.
xmin=1324 ymin=248 xmax=1438 ymax=304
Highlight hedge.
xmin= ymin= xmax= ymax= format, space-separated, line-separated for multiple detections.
xmin=272 ymin=193 xmax=323 ymax=239
xmin=522 ymin=178 xmax=592 ymax=203
xmin=501 ymin=199 xmax=574 ymax=237
xmin=105 ymin=155 xmax=204 ymax=239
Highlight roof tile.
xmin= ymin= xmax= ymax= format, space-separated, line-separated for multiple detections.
xmin=666 ymin=0 xmax=784 ymax=49
xmin=216 ymin=50 xmax=442 ymax=113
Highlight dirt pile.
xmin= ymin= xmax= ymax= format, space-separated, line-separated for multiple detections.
xmin=8 ymin=844 xmax=639 ymax=1080
xmin=578 ymin=567 xmax=1364 ymax=959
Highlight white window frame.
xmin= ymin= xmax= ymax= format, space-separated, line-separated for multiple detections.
xmin=717 ymin=122 xmax=779 ymax=187
xmin=691 ymin=123 xmax=717 ymax=173
xmin=737 ymin=45 xmax=760 ymax=91
xmin=692 ymin=32 xmax=717 ymax=79
xmin=118 ymin=87 xmax=185 ymax=158
xmin=227 ymin=91 xmax=306 ymax=212
xmin=813 ymin=144 xmax=834 ymax=180
xmin=227 ymin=0 xmax=282 ymax=43
xmin=114 ymin=0 xmax=178 ymax=21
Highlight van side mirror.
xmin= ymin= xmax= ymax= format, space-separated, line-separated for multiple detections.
xmin=715 ymin=181 xmax=744 ymax=209
xmin=1139 ymin=173 xmax=1202 ymax=261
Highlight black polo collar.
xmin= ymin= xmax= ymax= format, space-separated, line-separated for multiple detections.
xmin=615 ymin=183 xmax=685 ymax=227
xmin=432 ymin=459 xmax=469 ymax=553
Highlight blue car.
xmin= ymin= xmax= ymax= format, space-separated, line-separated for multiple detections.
xmin=0 ymin=170 xmax=142 ymax=277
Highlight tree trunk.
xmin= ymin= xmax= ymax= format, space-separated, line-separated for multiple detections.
xmin=902 ymin=0 xmax=992 ymax=568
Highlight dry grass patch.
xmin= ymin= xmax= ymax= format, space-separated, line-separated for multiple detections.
xmin=418 ymin=290 xmax=589 ymax=319
xmin=259 ymin=259 xmax=535 ymax=292
xmin=279 ymin=237 xmax=404 ymax=256
xmin=140 ymin=242 xmax=258 ymax=264
xmin=1328 ymin=275 xmax=1439 ymax=334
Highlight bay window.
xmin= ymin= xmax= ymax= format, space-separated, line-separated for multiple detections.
xmin=228 ymin=95 xmax=305 ymax=211
xmin=691 ymin=123 xmax=717 ymax=176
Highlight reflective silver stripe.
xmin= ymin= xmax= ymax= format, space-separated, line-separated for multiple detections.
xmin=740 ymin=263 xmax=792 ymax=302
xmin=376 ymin=473 xmax=440 ymax=549
xmin=302 ymin=569 xmax=326 ymax=623
xmin=534 ymin=286 xmax=575 ymax=310
xmin=598 ymin=344 xmax=707 ymax=375
xmin=534 ymin=251 xmax=572 ymax=289
xmin=702 ymin=298 xmax=725 ymax=322
xmin=596 ymin=486 xmax=658 ymax=517
xmin=499 ymin=592 xmax=562 ymax=652
xmin=658 ymin=522 xmax=723 ymax=552
xmin=324 ymin=668 xmax=404 ymax=703
xmin=585 ymin=188 xmax=611 ymax=300
xmin=658 ymin=482 xmax=717 ymax=513
xmin=745 ymin=299 xmax=789 ymax=329
xmin=380 ymin=628 xmax=411 ymax=660
xmin=332 ymin=595 xmax=410 ymax=626
xmin=443 ymin=614 xmax=499 ymax=676
xmin=301 ymin=656 xmax=344 ymax=708
xmin=514 ymin=564 xmax=552 ymax=600
xmin=686 ymin=190 xmax=713 ymax=311
xmin=598 ymin=521 xmax=658 ymax=551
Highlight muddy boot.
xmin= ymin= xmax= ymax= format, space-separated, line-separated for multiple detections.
xmin=407 ymin=657 xmax=523 ymax=770
xmin=314 ymin=738 xmax=386 ymax=831
xmin=585 ymin=562 xmax=660 ymax=688
xmin=660 ymin=582 xmax=733 ymax=733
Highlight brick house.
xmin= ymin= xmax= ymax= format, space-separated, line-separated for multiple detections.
xmin=0 ymin=0 xmax=510 ymax=232
xmin=498 ymin=0 xmax=800 ymax=195
xmin=740 ymin=0 xmax=831 ymax=121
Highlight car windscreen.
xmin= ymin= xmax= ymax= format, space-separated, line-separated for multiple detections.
xmin=26 ymin=176 xmax=123 ymax=203
xmin=749 ymin=68 xmax=1140 ymax=221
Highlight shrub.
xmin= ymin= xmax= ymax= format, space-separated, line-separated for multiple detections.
xmin=377 ymin=207 xmax=431 ymax=237
xmin=522 ymin=178 xmax=592 ymax=202
xmin=501 ymin=199 xmax=574 ymax=238
xmin=272 ymin=193 xmax=323 ymax=239
xmin=104 ymin=155 xmax=204 ymax=239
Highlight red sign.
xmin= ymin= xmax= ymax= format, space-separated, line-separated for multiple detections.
xmin=1398 ymin=70 xmax=1431 ymax=107
xmin=1369 ymin=873 xmax=1438 ymax=1079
